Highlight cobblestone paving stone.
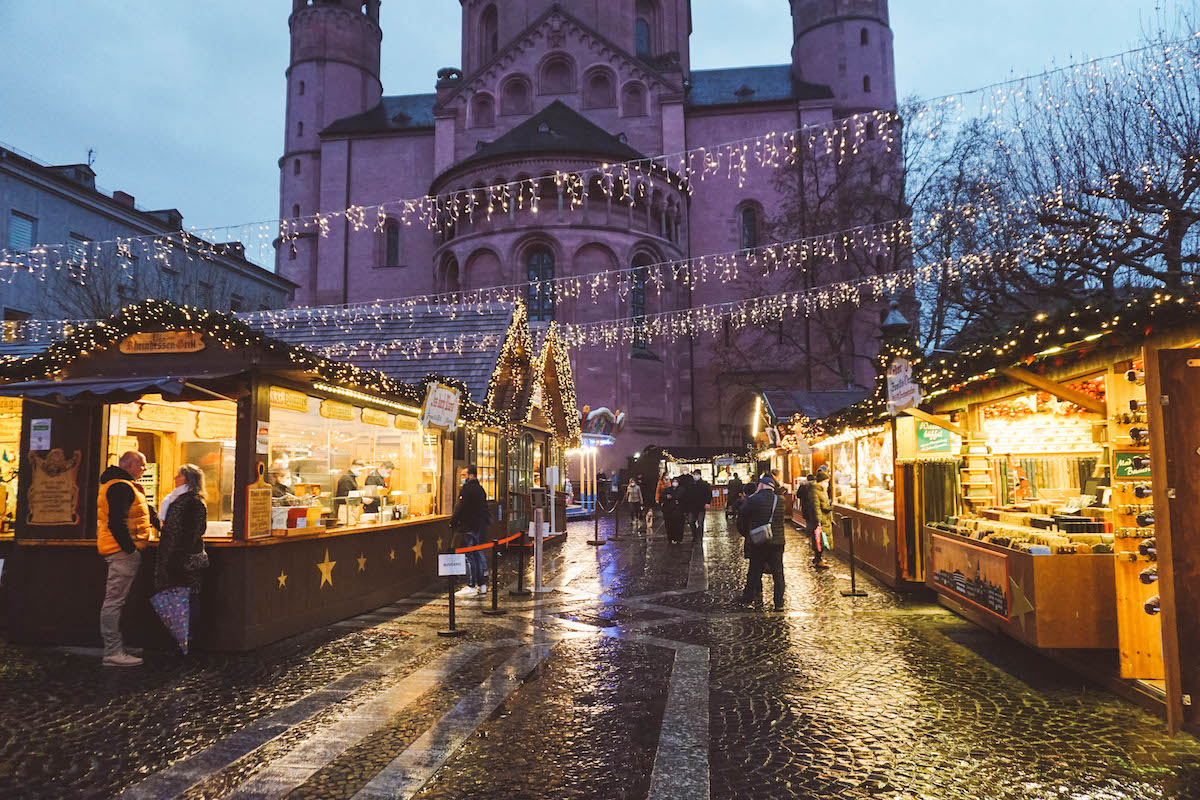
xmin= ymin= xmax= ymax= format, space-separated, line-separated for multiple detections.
xmin=2 ymin=513 xmax=1200 ymax=799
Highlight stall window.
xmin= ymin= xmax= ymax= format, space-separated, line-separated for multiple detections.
xmin=476 ymin=431 xmax=499 ymax=501
xmin=510 ymin=433 xmax=536 ymax=494
xmin=103 ymin=395 xmax=239 ymax=537
xmin=267 ymin=390 xmax=441 ymax=532
xmin=0 ymin=397 xmax=21 ymax=533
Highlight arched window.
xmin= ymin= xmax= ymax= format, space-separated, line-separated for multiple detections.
xmin=471 ymin=93 xmax=495 ymax=127
xmin=539 ymin=55 xmax=574 ymax=94
xmin=525 ymin=247 xmax=555 ymax=321
xmin=481 ymin=4 xmax=499 ymax=62
xmin=863 ymin=74 xmax=872 ymax=93
xmin=298 ymin=80 xmax=306 ymax=95
xmin=739 ymin=205 xmax=759 ymax=250
xmin=297 ymin=121 xmax=303 ymax=136
xmin=635 ymin=0 xmax=655 ymax=56
xmin=293 ymin=158 xmax=301 ymax=175
xmin=622 ymin=82 xmax=647 ymax=117
xmin=383 ymin=219 xmax=404 ymax=266
xmin=440 ymin=256 xmax=460 ymax=294
xmin=630 ymin=254 xmax=651 ymax=351
xmin=582 ymin=69 xmax=616 ymax=109
xmin=292 ymin=204 xmax=300 ymax=218
xmin=860 ymin=27 xmax=869 ymax=46
xmin=500 ymin=76 xmax=531 ymax=115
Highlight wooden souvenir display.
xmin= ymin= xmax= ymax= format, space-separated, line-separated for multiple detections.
xmin=1106 ymin=361 xmax=1164 ymax=683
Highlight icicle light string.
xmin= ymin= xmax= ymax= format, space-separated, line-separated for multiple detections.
xmin=301 ymin=249 xmax=1026 ymax=362
xmin=4 ymin=29 xmax=1197 ymax=273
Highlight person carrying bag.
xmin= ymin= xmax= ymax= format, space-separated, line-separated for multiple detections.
xmin=737 ymin=473 xmax=788 ymax=611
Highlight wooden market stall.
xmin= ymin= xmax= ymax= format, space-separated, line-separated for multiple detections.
xmin=827 ymin=290 xmax=1200 ymax=733
xmin=0 ymin=301 xmax=495 ymax=652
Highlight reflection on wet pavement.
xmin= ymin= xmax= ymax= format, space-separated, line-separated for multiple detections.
xmin=1 ymin=512 xmax=1198 ymax=799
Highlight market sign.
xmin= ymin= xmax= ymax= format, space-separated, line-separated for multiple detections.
xmin=320 ymin=400 xmax=355 ymax=421
xmin=118 ymin=331 xmax=204 ymax=354
xmin=1115 ymin=451 xmax=1152 ymax=478
xmin=886 ymin=357 xmax=921 ymax=415
xmin=270 ymin=386 xmax=310 ymax=413
xmin=27 ymin=448 xmax=81 ymax=526
xmin=917 ymin=420 xmax=952 ymax=453
xmin=361 ymin=407 xmax=389 ymax=427
xmin=137 ymin=403 xmax=194 ymax=426
xmin=395 ymin=414 xmax=420 ymax=431
xmin=196 ymin=411 xmax=237 ymax=441
xmin=420 ymin=383 xmax=460 ymax=431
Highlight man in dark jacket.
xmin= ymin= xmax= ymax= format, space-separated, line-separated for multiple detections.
xmin=685 ymin=469 xmax=711 ymax=542
xmin=450 ymin=465 xmax=492 ymax=593
xmin=363 ymin=461 xmax=393 ymax=514
xmin=737 ymin=473 xmax=788 ymax=611
xmin=333 ymin=459 xmax=365 ymax=524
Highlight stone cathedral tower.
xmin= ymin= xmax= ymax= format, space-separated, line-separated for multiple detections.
xmin=790 ymin=0 xmax=897 ymax=115
xmin=278 ymin=0 xmax=383 ymax=300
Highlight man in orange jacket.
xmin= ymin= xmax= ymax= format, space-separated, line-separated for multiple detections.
xmin=97 ymin=450 xmax=160 ymax=666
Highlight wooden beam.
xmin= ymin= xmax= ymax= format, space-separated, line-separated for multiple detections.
xmin=998 ymin=366 xmax=1106 ymax=415
xmin=902 ymin=407 xmax=968 ymax=439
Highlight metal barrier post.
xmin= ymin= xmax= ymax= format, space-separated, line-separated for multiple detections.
xmin=438 ymin=573 xmax=466 ymax=637
xmin=840 ymin=514 xmax=867 ymax=598
xmin=482 ymin=541 xmax=506 ymax=616
xmin=533 ymin=506 xmax=553 ymax=593
xmin=510 ymin=529 xmax=531 ymax=597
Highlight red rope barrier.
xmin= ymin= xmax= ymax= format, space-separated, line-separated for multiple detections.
xmin=497 ymin=532 xmax=522 ymax=545
xmin=454 ymin=541 xmax=494 ymax=553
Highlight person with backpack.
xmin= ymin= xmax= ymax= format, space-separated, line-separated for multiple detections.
xmin=737 ymin=473 xmax=788 ymax=611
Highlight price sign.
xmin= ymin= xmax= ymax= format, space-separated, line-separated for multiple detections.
xmin=1115 ymin=451 xmax=1151 ymax=478
xmin=887 ymin=357 xmax=921 ymax=415
xmin=438 ymin=553 xmax=467 ymax=576
xmin=420 ymin=383 xmax=461 ymax=431
xmin=917 ymin=421 xmax=952 ymax=453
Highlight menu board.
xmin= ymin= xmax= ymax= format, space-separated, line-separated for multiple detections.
xmin=27 ymin=449 xmax=82 ymax=526
xmin=246 ymin=466 xmax=272 ymax=539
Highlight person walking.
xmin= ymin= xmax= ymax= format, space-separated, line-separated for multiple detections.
xmin=810 ymin=467 xmax=834 ymax=569
xmin=97 ymin=451 xmax=160 ymax=667
xmin=154 ymin=464 xmax=210 ymax=648
xmin=726 ymin=472 xmax=744 ymax=520
xmin=450 ymin=465 xmax=492 ymax=595
xmin=737 ymin=473 xmax=789 ymax=611
xmin=661 ymin=477 xmax=686 ymax=544
xmin=685 ymin=469 xmax=711 ymax=542
xmin=625 ymin=478 xmax=645 ymax=534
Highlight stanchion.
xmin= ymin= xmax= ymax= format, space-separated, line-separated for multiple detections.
xmin=509 ymin=529 xmax=531 ymax=597
xmin=438 ymin=573 xmax=466 ymax=636
xmin=532 ymin=506 xmax=553 ymax=593
xmin=587 ymin=499 xmax=607 ymax=546
xmin=482 ymin=540 xmax=506 ymax=616
xmin=607 ymin=494 xmax=625 ymax=541
xmin=840 ymin=514 xmax=868 ymax=598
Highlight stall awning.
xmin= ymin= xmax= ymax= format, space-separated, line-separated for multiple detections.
xmin=0 ymin=374 xmax=234 ymax=401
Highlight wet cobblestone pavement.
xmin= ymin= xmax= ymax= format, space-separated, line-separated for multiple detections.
xmin=2 ymin=513 xmax=1200 ymax=799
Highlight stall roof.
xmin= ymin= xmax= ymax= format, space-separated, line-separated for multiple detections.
xmin=248 ymin=304 xmax=517 ymax=406
xmin=0 ymin=373 xmax=237 ymax=402
xmin=762 ymin=389 xmax=868 ymax=422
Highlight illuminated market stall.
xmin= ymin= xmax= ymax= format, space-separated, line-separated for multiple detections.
xmin=0 ymin=301 xmax=501 ymax=651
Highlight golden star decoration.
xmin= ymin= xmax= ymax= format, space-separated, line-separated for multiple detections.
xmin=277 ymin=570 xmax=287 ymax=589
xmin=317 ymin=549 xmax=336 ymax=588
xmin=412 ymin=536 xmax=424 ymax=563
xmin=436 ymin=536 xmax=444 ymax=552
xmin=357 ymin=553 xmax=367 ymax=572
xmin=388 ymin=548 xmax=396 ymax=561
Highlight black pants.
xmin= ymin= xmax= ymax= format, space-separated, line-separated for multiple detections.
xmin=744 ymin=544 xmax=785 ymax=606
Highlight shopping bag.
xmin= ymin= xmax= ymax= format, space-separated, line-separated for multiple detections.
xmin=150 ymin=586 xmax=191 ymax=654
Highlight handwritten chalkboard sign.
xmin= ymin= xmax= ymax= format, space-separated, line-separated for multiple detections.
xmin=246 ymin=463 xmax=272 ymax=539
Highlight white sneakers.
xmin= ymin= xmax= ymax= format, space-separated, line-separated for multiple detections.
xmin=455 ymin=586 xmax=477 ymax=596
xmin=102 ymin=651 xmax=143 ymax=667
xmin=477 ymin=584 xmax=488 ymax=595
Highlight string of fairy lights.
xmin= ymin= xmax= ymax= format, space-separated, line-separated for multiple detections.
xmin=2 ymin=28 xmax=1196 ymax=282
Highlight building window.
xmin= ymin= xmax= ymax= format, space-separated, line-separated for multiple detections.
xmin=67 ymin=232 xmax=90 ymax=265
xmin=7 ymin=211 xmax=36 ymax=251
xmin=622 ymin=83 xmax=647 ymax=117
xmin=525 ymin=247 xmax=555 ymax=322
xmin=159 ymin=269 xmax=177 ymax=299
xmin=635 ymin=0 xmax=655 ymax=56
xmin=481 ymin=4 xmax=499 ymax=62
xmin=293 ymin=159 xmax=301 ymax=175
xmin=289 ymin=244 xmax=297 ymax=261
xmin=476 ymin=431 xmax=499 ymax=501
xmin=292 ymin=204 xmax=300 ymax=218
xmin=635 ymin=18 xmax=651 ymax=56
xmin=739 ymin=205 xmax=759 ymax=250
xmin=197 ymin=282 xmax=213 ymax=308
xmin=297 ymin=121 xmax=304 ymax=136
xmin=230 ymin=294 xmax=245 ymax=313
xmin=860 ymin=27 xmax=869 ymax=46
xmin=298 ymin=80 xmax=305 ymax=95
xmin=383 ymin=219 xmax=404 ymax=266
xmin=631 ymin=256 xmax=649 ymax=351
xmin=582 ymin=69 xmax=616 ymax=109
xmin=500 ymin=76 xmax=532 ymax=116
xmin=863 ymin=75 xmax=872 ymax=93
xmin=471 ymin=93 xmax=495 ymax=128
xmin=539 ymin=56 xmax=575 ymax=95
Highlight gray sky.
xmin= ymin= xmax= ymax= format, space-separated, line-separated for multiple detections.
xmin=0 ymin=1 xmax=1169 ymax=237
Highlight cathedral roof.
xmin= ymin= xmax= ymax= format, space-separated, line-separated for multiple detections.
xmin=321 ymin=94 xmax=438 ymax=136
xmin=455 ymin=100 xmax=647 ymax=169
xmin=688 ymin=65 xmax=833 ymax=108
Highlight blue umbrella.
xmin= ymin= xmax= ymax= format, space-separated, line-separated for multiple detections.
xmin=150 ymin=587 xmax=191 ymax=654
